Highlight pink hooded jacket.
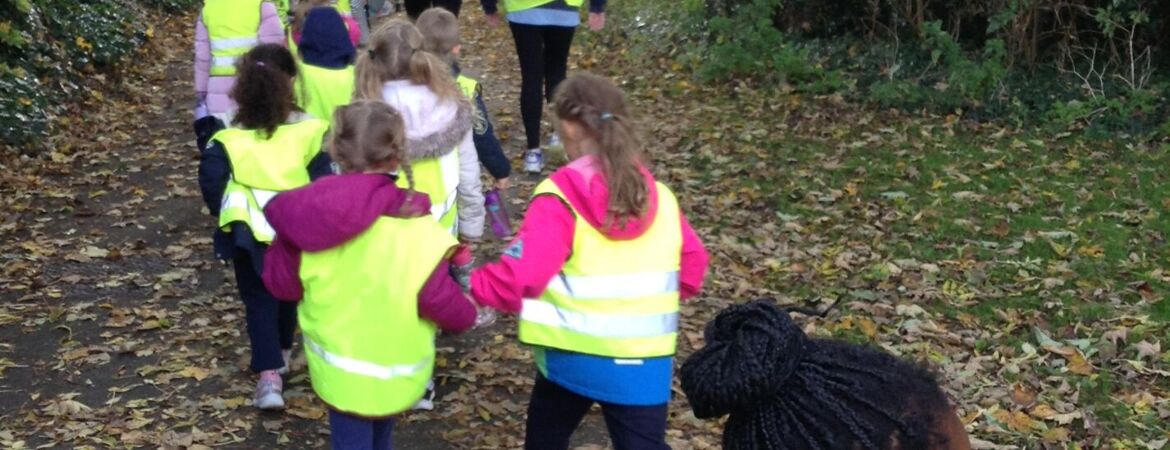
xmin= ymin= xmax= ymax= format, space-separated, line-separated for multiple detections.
xmin=263 ymin=173 xmax=476 ymax=333
xmin=471 ymin=155 xmax=709 ymax=313
xmin=194 ymin=1 xmax=286 ymax=116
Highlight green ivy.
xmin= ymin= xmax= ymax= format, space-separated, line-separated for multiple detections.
xmin=0 ymin=0 xmax=199 ymax=148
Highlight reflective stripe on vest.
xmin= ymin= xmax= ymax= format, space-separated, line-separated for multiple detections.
xmin=210 ymin=36 xmax=259 ymax=53
xmin=220 ymin=187 xmax=279 ymax=242
xmin=399 ymin=148 xmax=460 ymax=236
xmin=521 ymin=299 xmax=680 ymax=338
xmin=518 ymin=178 xmax=684 ymax=358
xmin=203 ymin=0 xmax=263 ymax=76
xmin=502 ymin=0 xmax=584 ymax=14
xmin=214 ymin=118 xmax=329 ymax=243
xmin=546 ymin=271 xmax=680 ymax=300
xmin=298 ymin=216 xmax=457 ymax=416
xmin=305 ymin=336 xmax=430 ymax=380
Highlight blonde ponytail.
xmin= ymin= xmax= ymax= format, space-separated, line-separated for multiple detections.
xmin=352 ymin=19 xmax=464 ymax=104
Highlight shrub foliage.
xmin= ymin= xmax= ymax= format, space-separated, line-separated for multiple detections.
xmin=1 ymin=0 xmax=198 ymax=148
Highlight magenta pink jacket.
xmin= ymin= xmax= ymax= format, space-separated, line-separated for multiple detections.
xmin=471 ymin=155 xmax=710 ymax=313
xmin=194 ymin=1 xmax=286 ymax=116
xmin=262 ymin=173 xmax=476 ymax=333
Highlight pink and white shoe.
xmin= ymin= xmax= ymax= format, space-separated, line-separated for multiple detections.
xmin=254 ymin=370 xmax=285 ymax=410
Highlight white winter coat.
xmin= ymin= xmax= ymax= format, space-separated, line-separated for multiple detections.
xmin=380 ymin=80 xmax=485 ymax=240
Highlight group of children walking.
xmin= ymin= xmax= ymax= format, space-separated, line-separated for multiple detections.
xmin=193 ymin=1 xmax=972 ymax=449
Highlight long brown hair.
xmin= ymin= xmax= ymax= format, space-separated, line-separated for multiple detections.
xmin=553 ymin=73 xmax=648 ymax=225
xmin=354 ymin=19 xmax=462 ymax=102
xmin=230 ymin=44 xmax=299 ymax=139
xmin=329 ymin=100 xmax=413 ymax=187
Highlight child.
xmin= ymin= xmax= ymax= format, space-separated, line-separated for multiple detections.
xmin=197 ymin=44 xmax=333 ymax=410
xmin=481 ymin=0 xmax=608 ymax=174
xmin=355 ymin=19 xmax=485 ymax=243
xmin=679 ymin=300 xmax=973 ymax=450
xmin=262 ymin=100 xmax=477 ymax=450
xmin=417 ymin=7 xmax=511 ymax=190
xmin=295 ymin=7 xmax=358 ymax=123
xmin=195 ymin=0 xmax=286 ymax=118
xmin=470 ymin=73 xmax=710 ymax=450
xmin=289 ymin=0 xmax=363 ymax=49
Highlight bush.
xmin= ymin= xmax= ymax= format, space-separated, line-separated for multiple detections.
xmin=668 ymin=0 xmax=1167 ymax=137
xmin=0 ymin=0 xmax=199 ymax=149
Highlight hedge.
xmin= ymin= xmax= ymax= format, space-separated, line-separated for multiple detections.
xmin=0 ymin=0 xmax=199 ymax=149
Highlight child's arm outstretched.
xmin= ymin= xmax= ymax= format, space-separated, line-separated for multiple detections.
xmin=455 ymin=131 xmax=487 ymax=241
xmin=470 ymin=86 xmax=511 ymax=184
xmin=263 ymin=235 xmax=304 ymax=301
xmin=419 ymin=259 xmax=477 ymax=333
xmin=470 ymin=195 xmax=575 ymax=313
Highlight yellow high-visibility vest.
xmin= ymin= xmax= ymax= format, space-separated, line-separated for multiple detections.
xmin=397 ymin=149 xmax=460 ymax=236
xmin=203 ymin=0 xmax=265 ymax=76
xmin=502 ymin=0 xmax=584 ymax=14
xmin=215 ymin=118 xmax=329 ymax=243
xmin=518 ymin=179 xmax=683 ymax=358
xmin=298 ymin=214 xmax=456 ymax=416
xmin=297 ymin=63 xmax=355 ymax=124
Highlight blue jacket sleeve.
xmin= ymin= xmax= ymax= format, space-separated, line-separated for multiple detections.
xmin=307 ymin=151 xmax=335 ymax=181
xmin=198 ymin=140 xmax=231 ymax=217
xmin=472 ymin=88 xmax=511 ymax=180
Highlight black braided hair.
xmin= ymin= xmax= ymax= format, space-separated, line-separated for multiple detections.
xmin=679 ymin=300 xmax=954 ymax=450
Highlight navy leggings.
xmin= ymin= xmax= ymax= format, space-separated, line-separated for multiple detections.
xmin=509 ymin=22 xmax=576 ymax=150
xmin=234 ymin=253 xmax=297 ymax=373
xmin=524 ymin=374 xmax=671 ymax=450
xmin=330 ymin=410 xmax=395 ymax=450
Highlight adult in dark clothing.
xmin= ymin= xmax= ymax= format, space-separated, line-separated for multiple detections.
xmin=405 ymin=0 xmax=463 ymax=19
xmin=481 ymin=0 xmax=606 ymax=174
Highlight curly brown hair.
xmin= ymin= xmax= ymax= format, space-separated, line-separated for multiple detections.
xmin=229 ymin=44 xmax=300 ymax=139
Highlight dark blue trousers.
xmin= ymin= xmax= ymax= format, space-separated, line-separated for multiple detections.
xmin=524 ymin=374 xmax=671 ymax=450
xmin=234 ymin=254 xmax=297 ymax=373
xmin=330 ymin=410 xmax=395 ymax=450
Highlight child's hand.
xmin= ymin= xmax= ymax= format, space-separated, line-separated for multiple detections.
xmin=485 ymin=13 xmax=502 ymax=28
xmin=588 ymin=12 xmax=606 ymax=31
xmin=494 ymin=177 xmax=510 ymax=190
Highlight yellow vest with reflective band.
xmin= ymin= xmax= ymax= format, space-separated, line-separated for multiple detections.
xmin=502 ymin=0 xmax=584 ymax=14
xmin=519 ymin=179 xmax=683 ymax=358
xmin=334 ymin=0 xmax=352 ymax=13
xmin=215 ymin=118 xmax=329 ymax=244
xmin=297 ymin=63 xmax=355 ymax=124
xmin=298 ymin=215 xmax=456 ymax=416
xmin=274 ymin=0 xmax=290 ymax=25
xmin=456 ymin=75 xmax=478 ymax=99
xmin=398 ymin=149 xmax=460 ymax=236
xmin=203 ymin=0 xmax=264 ymax=76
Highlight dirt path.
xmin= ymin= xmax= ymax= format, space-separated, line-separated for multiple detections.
xmin=0 ymin=7 xmax=618 ymax=450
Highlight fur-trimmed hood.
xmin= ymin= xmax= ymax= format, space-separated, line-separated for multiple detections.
xmin=380 ymin=80 xmax=473 ymax=161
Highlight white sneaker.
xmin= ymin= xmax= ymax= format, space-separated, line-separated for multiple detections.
xmin=412 ymin=380 xmax=436 ymax=410
xmin=254 ymin=371 xmax=285 ymax=410
xmin=545 ymin=133 xmax=562 ymax=151
xmin=523 ymin=149 xmax=543 ymax=174
xmin=475 ymin=307 xmax=498 ymax=328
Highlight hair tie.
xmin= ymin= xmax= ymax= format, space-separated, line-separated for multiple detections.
xmin=600 ymin=112 xmax=614 ymax=122
xmin=368 ymin=49 xmax=376 ymax=60
xmin=256 ymin=61 xmax=266 ymax=67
